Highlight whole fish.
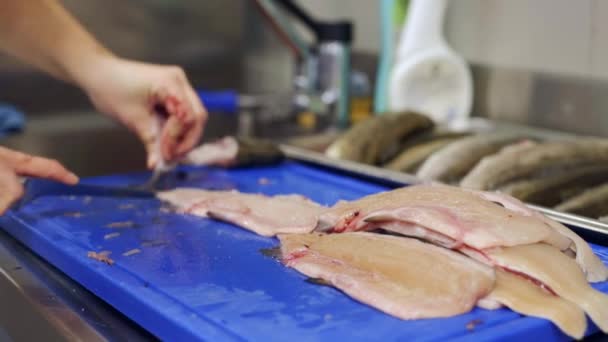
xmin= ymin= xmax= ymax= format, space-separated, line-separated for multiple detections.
xmin=325 ymin=112 xmax=434 ymax=165
xmin=461 ymin=140 xmax=608 ymax=190
xmin=384 ymin=133 xmax=469 ymax=173
xmin=395 ymin=129 xmax=470 ymax=151
xmin=497 ymin=165 xmax=608 ymax=206
xmin=555 ymin=183 xmax=608 ymax=218
xmin=416 ymin=133 xmax=529 ymax=183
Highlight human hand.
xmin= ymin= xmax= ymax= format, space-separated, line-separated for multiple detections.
xmin=81 ymin=57 xmax=207 ymax=169
xmin=0 ymin=147 xmax=78 ymax=215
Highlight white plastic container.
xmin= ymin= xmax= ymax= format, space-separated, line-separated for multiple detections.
xmin=388 ymin=0 xmax=472 ymax=127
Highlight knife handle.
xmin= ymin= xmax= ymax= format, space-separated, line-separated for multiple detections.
xmin=197 ymin=90 xmax=238 ymax=114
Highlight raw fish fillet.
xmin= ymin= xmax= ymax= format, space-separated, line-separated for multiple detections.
xmin=184 ymin=136 xmax=239 ymax=167
xmin=485 ymin=269 xmax=586 ymax=340
xmin=485 ymin=243 xmax=608 ymax=333
xmin=474 ymin=190 xmax=608 ymax=282
xmin=184 ymin=136 xmax=284 ymax=167
xmin=279 ymin=232 xmax=495 ymax=319
xmin=320 ymin=184 xmax=571 ymax=250
xmin=158 ymin=188 xmax=324 ymax=236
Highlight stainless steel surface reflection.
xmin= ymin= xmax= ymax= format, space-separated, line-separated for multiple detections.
xmin=0 ymin=229 xmax=154 ymax=341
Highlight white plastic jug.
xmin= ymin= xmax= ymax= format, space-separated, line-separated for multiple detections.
xmin=388 ymin=0 xmax=472 ymax=126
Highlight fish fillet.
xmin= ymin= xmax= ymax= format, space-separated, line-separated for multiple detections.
xmin=184 ymin=136 xmax=284 ymax=167
xmin=461 ymin=140 xmax=608 ymax=190
xmin=367 ymin=221 xmax=461 ymax=249
xmin=485 ymin=243 xmax=608 ymax=333
xmin=475 ymin=190 xmax=608 ymax=282
xmin=158 ymin=188 xmax=324 ymax=236
xmin=279 ymin=232 xmax=495 ymax=319
xmin=416 ymin=133 xmax=529 ymax=183
xmin=485 ymin=269 xmax=586 ymax=340
xmin=555 ymin=182 xmax=608 ymax=218
xmin=320 ymin=184 xmax=571 ymax=250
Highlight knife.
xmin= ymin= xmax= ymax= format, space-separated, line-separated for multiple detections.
xmin=14 ymin=178 xmax=157 ymax=210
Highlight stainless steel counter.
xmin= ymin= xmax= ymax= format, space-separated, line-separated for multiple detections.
xmin=0 ymin=228 xmax=155 ymax=341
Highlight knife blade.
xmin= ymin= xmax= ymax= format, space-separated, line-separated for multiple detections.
xmin=14 ymin=178 xmax=157 ymax=210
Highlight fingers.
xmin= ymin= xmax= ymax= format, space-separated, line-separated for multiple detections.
xmin=0 ymin=162 xmax=23 ymax=215
xmin=175 ymin=83 xmax=207 ymax=157
xmin=128 ymin=108 xmax=161 ymax=169
xmin=0 ymin=147 xmax=79 ymax=184
xmin=153 ymin=78 xmax=206 ymax=163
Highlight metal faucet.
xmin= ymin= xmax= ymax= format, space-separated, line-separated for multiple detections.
xmin=252 ymin=0 xmax=353 ymax=130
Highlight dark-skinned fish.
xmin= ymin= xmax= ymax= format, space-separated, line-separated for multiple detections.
xmin=384 ymin=134 xmax=468 ymax=173
xmin=325 ymin=112 xmax=434 ymax=165
xmin=416 ymin=133 xmax=530 ymax=183
xmin=555 ymin=183 xmax=608 ymax=218
xmin=498 ymin=165 xmax=608 ymax=207
xmin=461 ymin=140 xmax=608 ymax=190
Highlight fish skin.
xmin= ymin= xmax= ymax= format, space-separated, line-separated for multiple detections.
xmin=555 ymin=182 xmax=608 ymax=218
xmin=484 ymin=243 xmax=608 ymax=334
xmin=325 ymin=112 xmax=434 ymax=165
xmin=460 ymin=140 xmax=608 ymax=190
xmin=384 ymin=135 xmax=467 ymax=173
xmin=485 ymin=269 xmax=587 ymax=340
xmin=416 ymin=133 xmax=529 ymax=183
xmin=390 ymin=129 xmax=471 ymax=156
xmin=279 ymin=232 xmax=495 ymax=320
xmin=497 ymin=165 xmax=608 ymax=207
xmin=233 ymin=137 xmax=284 ymax=166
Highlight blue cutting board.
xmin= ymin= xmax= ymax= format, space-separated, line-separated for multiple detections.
xmin=1 ymin=161 xmax=607 ymax=341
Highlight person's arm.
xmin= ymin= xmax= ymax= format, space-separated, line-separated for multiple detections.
xmin=0 ymin=0 xmax=207 ymax=168
xmin=0 ymin=0 xmax=111 ymax=84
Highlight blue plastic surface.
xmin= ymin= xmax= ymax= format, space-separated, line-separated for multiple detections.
xmin=0 ymin=103 xmax=25 ymax=138
xmin=197 ymin=90 xmax=238 ymax=114
xmin=1 ymin=161 xmax=607 ymax=341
